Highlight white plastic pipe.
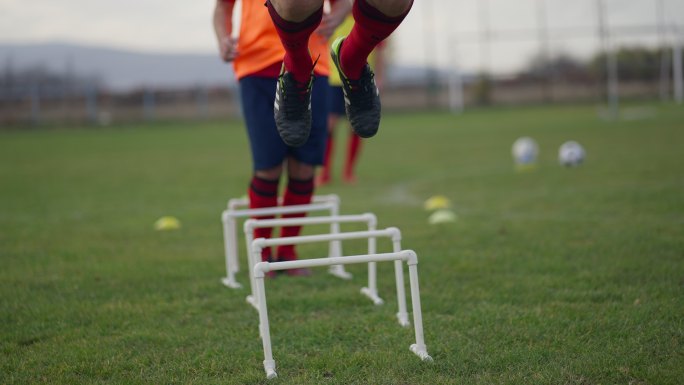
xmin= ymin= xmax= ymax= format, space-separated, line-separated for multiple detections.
xmin=228 ymin=194 xmax=339 ymax=210
xmin=246 ymin=213 xmax=376 ymax=228
xmin=253 ymin=228 xmax=400 ymax=248
xmin=408 ymin=261 xmax=431 ymax=362
xmin=360 ymin=220 xmax=382 ymax=305
xmin=223 ymin=202 xmax=335 ymax=220
xmin=244 ymin=226 xmax=256 ymax=307
xmin=327 ymin=204 xmax=348 ymax=279
xmin=252 ymin=250 xmax=432 ymax=380
xmin=393 ymin=238 xmax=410 ymax=327
xmin=243 ymin=214 xmax=380 ymax=309
xmin=257 ymin=251 xmax=410 ymax=272
xmin=220 ymin=199 xmax=339 ymax=289
xmin=221 ymin=213 xmax=240 ymax=288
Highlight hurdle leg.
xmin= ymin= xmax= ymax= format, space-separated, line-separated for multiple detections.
xmin=222 ymin=213 xmax=242 ymax=288
xmin=328 ymin=206 xmax=352 ymax=280
xmin=255 ymin=268 xmax=277 ymax=379
xmin=361 ymin=232 xmax=384 ymax=305
xmin=406 ymin=252 xmax=432 ymax=362
xmin=245 ymin=231 xmax=258 ymax=309
xmin=393 ymin=239 xmax=410 ymax=327
xmin=228 ymin=216 xmax=240 ymax=273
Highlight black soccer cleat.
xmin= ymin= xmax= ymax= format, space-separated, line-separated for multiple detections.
xmin=330 ymin=37 xmax=381 ymax=138
xmin=274 ymin=65 xmax=314 ymax=147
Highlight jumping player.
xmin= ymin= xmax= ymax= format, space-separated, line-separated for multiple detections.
xmin=213 ymin=0 xmax=350 ymax=276
xmin=317 ymin=14 xmax=386 ymax=186
xmin=266 ymin=0 xmax=413 ymax=147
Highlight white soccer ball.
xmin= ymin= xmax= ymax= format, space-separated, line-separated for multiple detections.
xmin=558 ymin=141 xmax=585 ymax=167
xmin=511 ymin=137 xmax=539 ymax=165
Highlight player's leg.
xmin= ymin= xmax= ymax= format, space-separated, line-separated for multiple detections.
xmin=316 ymin=115 xmax=335 ymax=186
xmin=266 ymin=0 xmax=324 ymax=147
xmin=343 ymin=132 xmax=362 ymax=184
xmin=267 ymin=0 xmax=323 ymax=82
xmin=330 ymin=0 xmax=413 ymax=137
xmin=240 ymin=75 xmax=289 ymax=271
xmin=343 ymin=0 xmax=413 ymax=79
xmin=249 ymin=167 xmax=281 ymax=266
xmin=276 ymin=159 xmax=315 ymax=276
xmin=277 ymin=75 xmax=329 ymax=276
xmin=317 ymin=84 xmax=346 ymax=186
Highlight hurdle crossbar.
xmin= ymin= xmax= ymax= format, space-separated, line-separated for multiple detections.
xmin=221 ymin=195 xmax=342 ymax=288
xmin=243 ymin=213 xmax=382 ymax=309
xmin=253 ymin=250 xmax=432 ymax=380
xmin=252 ymin=228 xmax=410 ymax=327
xmin=227 ymin=194 xmax=340 ymax=211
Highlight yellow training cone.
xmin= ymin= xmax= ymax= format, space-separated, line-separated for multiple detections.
xmin=154 ymin=216 xmax=181 ymax=231
xmin=424 ymin=195 xmax=452 ymax=211
xmin=428 ymin=209 xmax=457 ymax=225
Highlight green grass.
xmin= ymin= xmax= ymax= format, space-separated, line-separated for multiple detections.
xmin=1 ymin=103 xmax=683 ymax=384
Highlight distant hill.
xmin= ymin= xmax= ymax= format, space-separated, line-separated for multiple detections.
xmin=0 ymin=42 xmax=236 ymax=91
xmin=0 ymin=42 xmax=453 ymax=92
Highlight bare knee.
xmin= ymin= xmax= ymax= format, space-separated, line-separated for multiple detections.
xmin=269 ymin=0 xmax=323 ymax=22
xmin=366 ymin=0 xmax=412 ymax=17
xmin=255 ymin=165 xmax=283 ymax=181
xmin=287 ymin=158 xmax=315 ymax=180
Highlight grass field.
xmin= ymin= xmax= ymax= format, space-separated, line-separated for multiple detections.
xmin=1 ymin=103 xmax=683 ymax=384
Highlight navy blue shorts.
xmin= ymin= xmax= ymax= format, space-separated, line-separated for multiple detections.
xmin=239 ymin=75 xmax=328 ymax=171
xmin=327 ymin=85 xmax=346 ymax=116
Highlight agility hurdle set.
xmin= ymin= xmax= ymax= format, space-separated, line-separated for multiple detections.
xmin=221 ymin=194 xmax=432 ymax=379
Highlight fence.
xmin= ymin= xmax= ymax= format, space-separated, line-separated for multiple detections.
xmin=0 ymin=85 xmax=240 ymax=126
xmin=405 ymin=0 xmax=684 ymax=113
xmin=2 ymin=0 xmax=682 ymax=126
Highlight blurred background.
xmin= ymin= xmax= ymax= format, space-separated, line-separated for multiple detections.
xmin=1 ymin=0 xmax=683 ymax=126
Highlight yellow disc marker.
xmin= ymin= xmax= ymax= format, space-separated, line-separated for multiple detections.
xmin=154 ymin=216 xmax=181 ymax=231
xmin=428 ymin=209 xmax=457 ymax=225
xmin=424 ymin=195 xmax=452 ymax=211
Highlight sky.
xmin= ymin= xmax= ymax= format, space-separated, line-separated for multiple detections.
xmin=1 ymin=0 xmax=683 ymax=74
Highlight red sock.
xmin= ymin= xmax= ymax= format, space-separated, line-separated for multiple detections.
xmin=276 ymin=176 xmax=314 ymax=261
xmin=248 ymin=175 xmax=279 ymax=262
xmin=344 ymin=133 xmax=362 ymax=181
xmin=266 ymin=0 xmax=323 ymax=83
xmin=340 ymin=0 xmax=413 ymax=79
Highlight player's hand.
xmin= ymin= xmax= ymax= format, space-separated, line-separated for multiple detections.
xmin=219 ymin=36 xmax=239 ymax=62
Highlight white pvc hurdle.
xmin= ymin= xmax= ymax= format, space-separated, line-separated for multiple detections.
xmin=252 ymin=249 xmax=432 ymax=379
xmin=221 ymin=194 xmax=346 ymax=288
xmin=252 ymin=228 xmax=412 ymax=327
xmin=243 ymin=213 xmax=384 ymax=309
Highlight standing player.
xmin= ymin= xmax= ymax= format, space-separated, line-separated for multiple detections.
xmin=266 ymin=0 xmax=413 ymax=147
xmin=213 ymin=0 xmax=349 ymax=276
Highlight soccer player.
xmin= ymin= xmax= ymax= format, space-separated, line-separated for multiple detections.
xmin=213 ymin=0 xmax=350 ymax=276
xmin=267 ymin=0 xmax=413 ymax=147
